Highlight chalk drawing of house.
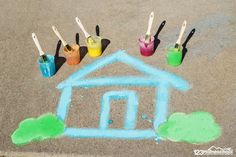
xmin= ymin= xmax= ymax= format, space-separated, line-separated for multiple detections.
xmin=56 ymin=50 xmax=190 ymax=140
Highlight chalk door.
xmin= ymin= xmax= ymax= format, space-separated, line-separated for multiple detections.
xmin=64 ymin=90 xmax=156 ymax=139
xmin=99 ymin=90 xmax=139 ymax=130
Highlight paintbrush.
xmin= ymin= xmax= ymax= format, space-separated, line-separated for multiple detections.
xmin=174 ymin=20 xmax=187 ymax=51
xmin=52 ymin=25 xmax=73 ymax=52
xmin=75 ymin=17 xmax=95 ymax=44
xmin=144 ymin=11 xmax=154 ymax=43
xmin=32 ymin=33 xmax=48 ymax=62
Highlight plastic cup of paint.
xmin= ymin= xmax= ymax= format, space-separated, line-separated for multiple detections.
xmin=38 ymin=54 xmax=56 ymax=78
xmin=63 ymin=44 xmax=80 ymax=65
xmin=85 ymin=36 xmax=102 ymax=57
xmin=166 ymin=44 xmax=183 ymax=66
xmin=138 ymin=36 xmax=155 ymax=56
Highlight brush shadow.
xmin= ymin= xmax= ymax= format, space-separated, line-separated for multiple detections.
xmin=75 ymin=32 xmax=88 ymax=62
xmin=182 ymin=28 xmax=196 ymax=62
xmin=54 ymin=40 xmax=66 ymax=73
xmin=154 ymin=20 xmax=166 ymax=52
xmin=102 ymin=39 xmax=110 ymax=53
xmin=76 ymin=33 xmax=80 ymax=46
xmin=96 ymin=25 xmax=100 ymax=36
xmin=79 ymin=46 xmax=88 ymax=61
xmin=96 ymin=25 xmax=110 ymax=54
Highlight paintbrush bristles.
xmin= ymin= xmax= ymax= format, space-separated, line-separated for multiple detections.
xmin=41 ymin=54 xmax=48 ymax=62
xmin=65 ymin=45 xmax=72 ymax=51
xmin=145 ymin=35 xmax=151 ymax=43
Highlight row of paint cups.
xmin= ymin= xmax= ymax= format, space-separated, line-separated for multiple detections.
xmin=32 ymin=17 xmax=103 ymax=77
xmin=33 ymin=13 xmax=188 ymax=78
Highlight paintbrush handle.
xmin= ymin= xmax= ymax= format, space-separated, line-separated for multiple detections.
xmin=75 ymin=17 xmax=90 ymax=38
xmin=52 ymin=26 xmax=68 ymax=46
xmin=176 ymin=20 xmax=187 ymax=45
xmin=146 ymin=11 xmax=154 ymax=35
xmin=32 ymin=33 xmax=45 ymax=56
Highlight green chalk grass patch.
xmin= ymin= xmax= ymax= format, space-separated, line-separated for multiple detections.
xmin=157 ymin=111 xmax=221 ymax=144
xmin=11 ymin=113 xmax=65 ymax=145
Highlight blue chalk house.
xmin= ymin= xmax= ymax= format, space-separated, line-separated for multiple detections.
xmin=56 ymin=50 xmax=190 ymax=140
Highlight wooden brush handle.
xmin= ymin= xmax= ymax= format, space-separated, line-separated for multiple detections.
xmin=75 ymin=17 xmax=90 ymax=38
xmin=52 ymin=25 xmax=68 ymax=46
xmin=146 ymin=11 xmax=154 ymax=35
xmin=32 ymin=33 xmax=45 ymax=56
xmin=176 ymin=20 xmax=187 ymax=45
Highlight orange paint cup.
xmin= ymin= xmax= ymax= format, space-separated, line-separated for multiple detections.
xmin=63 ymin=44 xmax=80 ymax=65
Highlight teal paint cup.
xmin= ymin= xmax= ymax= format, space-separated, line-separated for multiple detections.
xmin=38 ymin=55 xmax=56 ymax=78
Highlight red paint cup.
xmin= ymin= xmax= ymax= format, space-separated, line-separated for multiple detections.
xmin=138 ymin=36 xmax=155 ymax=56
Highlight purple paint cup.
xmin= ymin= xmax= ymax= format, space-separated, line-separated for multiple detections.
xmin=138 ymin=36 xmax=155 ymax=56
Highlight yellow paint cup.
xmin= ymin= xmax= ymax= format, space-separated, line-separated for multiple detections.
xmin=86 ymin=36 xmax=102 ymax=57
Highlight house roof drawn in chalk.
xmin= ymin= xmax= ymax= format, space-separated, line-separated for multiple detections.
xmin=56 ymin=50 xmax=190 ymax=140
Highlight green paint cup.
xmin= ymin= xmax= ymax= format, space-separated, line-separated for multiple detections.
xmin=166 ymin=45 xmax=183 ymax=67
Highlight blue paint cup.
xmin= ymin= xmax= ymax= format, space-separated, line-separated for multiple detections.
xmin=38 ymin=55 xmax=56 ymax=78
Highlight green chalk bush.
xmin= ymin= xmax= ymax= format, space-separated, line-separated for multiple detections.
xmin=11 ymin=113 xmax=65 ymax=145
xmin=157 ymin=111 xmax=221 ymax=144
